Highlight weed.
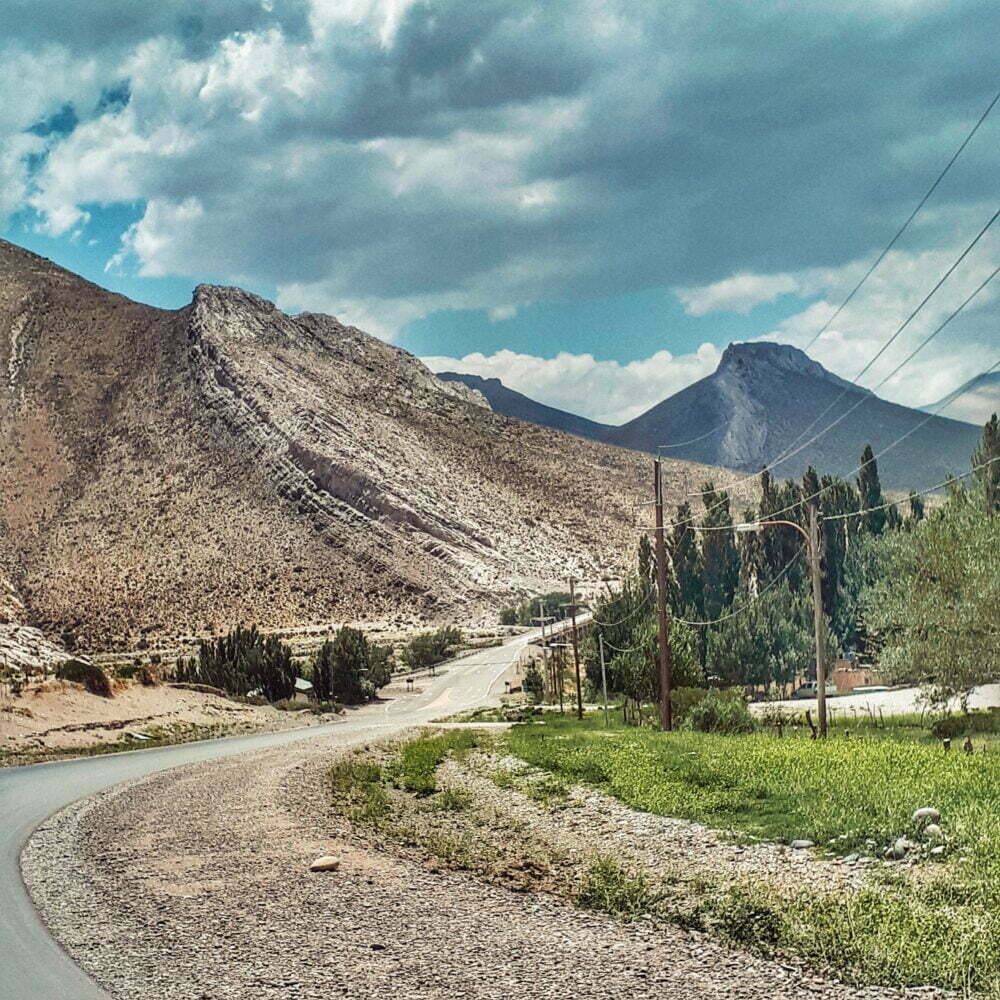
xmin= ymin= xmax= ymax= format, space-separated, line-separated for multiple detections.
xmin=577 ymin=856 xmax=657 ymax=919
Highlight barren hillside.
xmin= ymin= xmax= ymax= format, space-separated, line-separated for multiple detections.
xmin=0 ymin=241 xmax=727 ymax=652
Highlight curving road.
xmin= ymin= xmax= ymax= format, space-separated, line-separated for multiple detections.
xmin=0 ymin=626 xmax=545 ymax=1000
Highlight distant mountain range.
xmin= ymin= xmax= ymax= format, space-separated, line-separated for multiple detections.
xmin=923 ymin=371 xmax=1000 ymax=426
xmin=439 ymin=342 xmax=982 ymax=490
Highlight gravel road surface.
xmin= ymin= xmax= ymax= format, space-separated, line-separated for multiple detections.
xmin=3 ymin=627 xmax=541 ymax=1000
xmin=17 ymin=647 xmax=944 ymax=998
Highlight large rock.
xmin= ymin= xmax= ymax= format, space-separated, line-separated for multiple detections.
xmin=309 ymin=856 xmax=341 ymax=872
xmin=912 ymin=807 xmax=941 ymax=826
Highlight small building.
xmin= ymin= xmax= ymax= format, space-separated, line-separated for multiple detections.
xmin=832 ymin=658 xmax=883 ymax=694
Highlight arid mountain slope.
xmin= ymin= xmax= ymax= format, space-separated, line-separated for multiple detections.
xmin=437 ymin=372 xmax=614 ymax=441
xmin=0 ymin=241 xmax=721 ymax=651
xmin=445 ymin=343 xmax=982 ymax=490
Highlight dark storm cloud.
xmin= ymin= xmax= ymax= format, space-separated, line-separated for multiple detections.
xmin=9 ymin=0 xmax=1000 ymax=339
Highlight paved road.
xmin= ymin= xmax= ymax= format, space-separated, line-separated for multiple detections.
xmin=0 ymin=626 xmax=545 ymax=1000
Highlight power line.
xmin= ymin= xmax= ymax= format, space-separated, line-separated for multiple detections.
xmin=674 ymin=546 xmax=805 ymax=626
xmin=602 ymin=635 xmax=648 ymax=655
xmin=591 ymin=587 xmax=655 ymax=628
xmin=656 ymin=419 xmax=729 ymax=451
xmin=688 ymin=203 xmax=1000 ymax=499
xmin=824 ymin=455 xmax=1000 ymax=522
xmin=801 ymin=88 xmax=1000 ymax=354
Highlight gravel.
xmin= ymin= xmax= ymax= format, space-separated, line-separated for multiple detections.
xmin=23 ymin=731 xmax=945 ymax=1000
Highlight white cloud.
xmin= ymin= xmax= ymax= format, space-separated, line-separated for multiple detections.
xmin=0 ymin=0 xmax=995 ymax=403
xmin=422 ymin=343 xmax=721 ymax=424
xmin=750 ymin=235 xmax=1000 ymax=410
xmin=676 ymin=272 xmax=801 ymax=316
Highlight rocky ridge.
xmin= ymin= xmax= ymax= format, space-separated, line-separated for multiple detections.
xmin=0 ymin=240 xmax=725 ymax=651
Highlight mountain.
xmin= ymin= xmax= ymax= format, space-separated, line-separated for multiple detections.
xmin=0 ymin=240 xmax=724 ymax=651
xmin=923 ymin=371 xmax=1000 ymax=426
xmin=436 ymin=372 xmax=614 ymax=440
xmin=442 ymin=343 xmax=982 ymax=490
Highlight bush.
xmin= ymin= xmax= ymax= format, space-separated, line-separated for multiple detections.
xmin=523 ymin=660 xmax=544 ymax=703
xmin=137 ymin=665 xmax=160 ymax=686
xmin=681 ymin=689 xmax=755 ymax=734
xmin=400 ymin=626 xmax=463 ymax=673
xmin=175 ymin=625 xmax=295 ymax=701
xmin=930 ymin=711 xmax=1000 ymax=740
xmin=312 ymin=627 xmax=390 ymax=705
xmin=57 ymin=659 xmax=113 ymax=698
xmin=670 ymin=686 xmax=711 ymax=724
xmin=577 ymin=857 xmax=657 ymax=918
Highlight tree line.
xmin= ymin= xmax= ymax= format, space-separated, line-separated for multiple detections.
xmin=586 ymin=414 xmax=1000 ymax=715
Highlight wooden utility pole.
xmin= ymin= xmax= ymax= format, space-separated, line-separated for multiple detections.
xmin=653 ymin=460 xmax=673 ymax=730
xmin=538 ymin=599 xmax=551 ymax=704
xmin=807 ymin=501 xmax=829 ymax=738
xmin=599 ymin=633 xmax=610 ymax=728
xmin=569 ymin=576 xmax=583 ymax=719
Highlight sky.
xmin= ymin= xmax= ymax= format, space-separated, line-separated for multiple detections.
xmin=1 ymin=0 xmax=997 ymax=425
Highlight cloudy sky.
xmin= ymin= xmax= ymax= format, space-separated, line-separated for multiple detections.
xmin=2 ymin=0 xmax=997 ymax=424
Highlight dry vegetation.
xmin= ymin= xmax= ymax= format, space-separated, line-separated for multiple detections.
xmin=0 ymin=239 xmax=734 ymax=653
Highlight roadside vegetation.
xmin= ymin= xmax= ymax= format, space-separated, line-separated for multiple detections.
xmin=499 ymin=591 xmax=578 ymax=627
xmin=505 ymin=710 xmax=1000 ymax=992
xmin=331 ymin=716 xmax=1000 ymax=993
xmin=399 ymin=625 xmax=463 ymax=673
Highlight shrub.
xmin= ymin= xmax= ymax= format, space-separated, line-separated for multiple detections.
xmin=681 ymin=689 xmax=755 ymax=734
xmin=709 ymin=885 xmax=782 ymax=950
xmin=312 ymin=627 xmax=390 ymax=705
xmin=57 ymin=659 xmax=113 ymax=698
xmin=670 ymin=686 xmax=711 ymax=724
xmin=523 ymin=660 xmax=544 ymax=703
xmin=175 ymin=625 xmax=295 ymax=701
xmin=930 ymin=711 xmax=1000 ymax=740
xmin=577 ymin=857 xmax=657 ymax=918
xmin=400 ymin=626 xmax=463 ymax=673
xmin=137 ymin=665 xmax=160 ymax=686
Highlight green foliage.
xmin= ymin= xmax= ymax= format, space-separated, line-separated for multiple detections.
xmin=669 ymin=685 xmax=711 ymax=724
xmin=388 ymin=729 xmax=479 ymax=795
xmin=522 ymin=658 xmax=544 ymax=703
xmin=176 ymin=625 xmax=295 ymax=701
xmin=699 ymin=482 xmax=740 ymax=619
xmin=709 ymin=885 xmax=782 ymax=950
xmin=400 ymin=625 xmax=463 ymax=673
xmin=56 ymin=659 xmax=113 ymax=698
xmin=312 ymin=627 xmax=391 ymax=705
xmin=577 ymin=857 xmax=657 ymax=918
xmin=327 ymin=759 xmax=390 ymax=823
xmin=862 ymin=487 xmax=1000 ymax=709
xmin=500 ymin=591 xmax=575 ymax=627
xmin=681 ymin=689 xmax=756 ymax=734
xmin=930 ymin=711 xmax=1000 ymax=740
xmin=857 ymin=445 xmax=887 ymax=535
xmin=973 ymin=412 xmax=1000 ymax=514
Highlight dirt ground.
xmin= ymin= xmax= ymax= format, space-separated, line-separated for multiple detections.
xmin=0 ymin=679 xmax=323 ymax=758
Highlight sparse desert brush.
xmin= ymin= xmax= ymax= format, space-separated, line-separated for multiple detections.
xmin=56 ymin=660 xmax=113 ymax=698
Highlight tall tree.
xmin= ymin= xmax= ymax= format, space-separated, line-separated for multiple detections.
xmin=973 ymin=413 xmax=1000 ymax=514
xmin=862 ymin=488 xmax=1000 ymax=710
xmin=699 ymin=483 xmax=740 ymax=620
xmin=669 ymin=501 xmax=703 ymax=615
xmin=857 ymin=444 xmax=887 ymax=535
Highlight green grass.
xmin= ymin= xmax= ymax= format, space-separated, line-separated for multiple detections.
xmin=387 ymin=729 xmax=480 ymax=795
xmin=506 ymin=710 xmax=1000 ymax=993
xmin=327 ymin=759 xmax=391 ymax=822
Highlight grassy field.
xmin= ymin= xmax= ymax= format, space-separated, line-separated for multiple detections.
xmin=506 ymin=711 xmax=1000 ymax=994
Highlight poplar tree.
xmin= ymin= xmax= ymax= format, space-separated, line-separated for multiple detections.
xmin=857 ymin=445 xmax=887 ymax=535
